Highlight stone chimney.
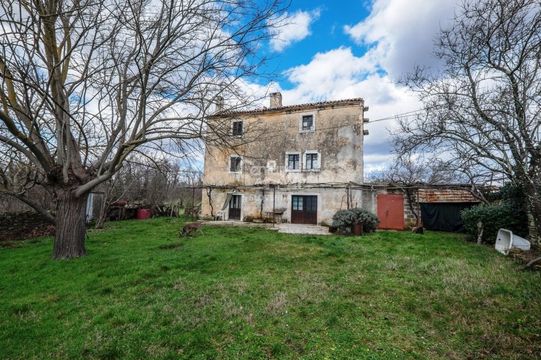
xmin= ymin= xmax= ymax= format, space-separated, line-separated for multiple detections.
xmin=269 ymin=92 xmax=282 ymax=109
xmin=215 ymin=96 xmax=224 ymax=112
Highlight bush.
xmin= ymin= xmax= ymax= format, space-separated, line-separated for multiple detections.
xmin=331 ymin=208 xmax=379 ymax=234
xmin=462 ymin=183 xmax=529 ymax=244
xmin=351 ymin=208 xmax=380 ymax=233
xmin=461 ymin=204 xmax=524 ymax=244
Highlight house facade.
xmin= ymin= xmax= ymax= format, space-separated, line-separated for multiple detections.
xmin=201 ymin=93 xmax=369 ymax=225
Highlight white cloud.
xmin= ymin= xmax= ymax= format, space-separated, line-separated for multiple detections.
xmin=344 ymin=0 xmax=458 ymax=80
xmin=277 ymin=45 xmax=419 ymax=175
xmin=281 ymin=46 xmax=419 ymax=139
xmin=269 ymin=9 xmax=320 ymax=52
xmin=268 ymin=0 xmax=463 ymax=173
xmin=243 ymin=0 xmax=462 ymax=174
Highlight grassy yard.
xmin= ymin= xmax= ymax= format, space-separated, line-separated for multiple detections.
xmin=0 ymin=218 xmax=540 ymax=359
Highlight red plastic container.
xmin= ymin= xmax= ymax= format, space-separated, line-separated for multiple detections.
xmin=136 ymin=208 xmax=152 ymax=220
xmin=352 ymin=223 xmax=363 ymax=236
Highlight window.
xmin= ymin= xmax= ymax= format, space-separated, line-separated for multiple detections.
xmin=232 ymin=121 xmax=243 ymax=136
xmin=230 ymin=156 xmax=242 ymax=172
xmin=304 ymin=152 xmax=319 ymax=170
xmin=286 ymin=153 xmax=300 ymax=171
xmin=301 ymin=114 xmax=314 ymax=132
xmin=292 ymin=196 xmax=303 ymax=211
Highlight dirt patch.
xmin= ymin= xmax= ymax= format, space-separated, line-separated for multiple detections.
xmin=0 ymin=212 xmax=54 ymax=243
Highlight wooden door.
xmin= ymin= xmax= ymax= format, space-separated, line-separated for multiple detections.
xmin=291 ymin=195 xmax=317 ymax=224
xmin=228 ymin=195 xmax=241 ymax=220
xmin=377 ymin=194 xmax=404 ymax=230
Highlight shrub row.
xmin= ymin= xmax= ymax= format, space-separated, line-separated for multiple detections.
xmin=461 ymin=184 xmax=528 ymax=244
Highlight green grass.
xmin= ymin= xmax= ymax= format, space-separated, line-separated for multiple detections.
xmin=1 ymin=218 xmax=540 ymax=359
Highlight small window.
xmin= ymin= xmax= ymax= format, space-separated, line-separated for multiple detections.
xmin=301 ymin=115 xmax=314 ymax=131
xmin=232 ymin=121 xmax=243 ymax=136
xmin=230 ymin=156 xmax=242 ymax=172
xmin=305 ymin=152 xmax=319 ymax=170
xmin=287 ymin=153 xmax=300 ymax=171
xmin=292 ymin=196 xmax=303 ymax=211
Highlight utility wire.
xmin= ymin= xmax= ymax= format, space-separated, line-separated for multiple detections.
xmin=366 ymin=109 xmax=424 ymax=123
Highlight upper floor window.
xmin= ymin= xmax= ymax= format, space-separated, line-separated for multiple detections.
xmin=300 ymin=114 xmax=315 ymax=132
xmin=304 ymin=152 xmax=320 ymax=170
xmin=230 ymin=156 xmax=242 ymax=172
xmin=286 ymin=153 xmax=300 ymax=171
xmin=232 ymin=121 xmax=243 ymax=136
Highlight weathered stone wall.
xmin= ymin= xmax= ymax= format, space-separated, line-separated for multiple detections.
xmin=202 ymin=183 xmax=480 ymax=228
xmin=203 ymin=186 xmax=368 ymax=225
xmin=202 ymin=103 xmax=364 ymax=188
xmin=201 ymin=101 xmax=365 ymax=221
xmin=0 ymin=212 xmax=54 ymax=242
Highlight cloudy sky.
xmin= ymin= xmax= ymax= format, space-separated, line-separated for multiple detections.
xmin=256 ymin=0 xmax=459 ymax=175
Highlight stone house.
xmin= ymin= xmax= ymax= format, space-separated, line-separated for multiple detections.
xmin=201 ymin=92 xmax=369 ymax=225
xmin=201 ymin=92 xmax=482 ymax=230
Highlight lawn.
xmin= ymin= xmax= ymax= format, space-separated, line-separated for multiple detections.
xmin=0 ymin=218 xmax=540 ymax=359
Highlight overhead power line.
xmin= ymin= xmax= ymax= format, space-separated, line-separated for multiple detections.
xmin=366 ymin=109 xmax=424 ymax=123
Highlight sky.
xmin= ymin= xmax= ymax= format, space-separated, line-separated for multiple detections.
xmin=253 ymin=0 xmax=459 ymax=175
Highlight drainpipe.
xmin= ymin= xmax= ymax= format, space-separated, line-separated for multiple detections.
xmin=272 ymin=185 xmax=276 ymax=227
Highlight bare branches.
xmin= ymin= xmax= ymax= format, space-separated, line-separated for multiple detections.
xmin=396 ymin=0 xmax=541 ymax=242
xmin=0 ymin=0 xmax=285 ymax=196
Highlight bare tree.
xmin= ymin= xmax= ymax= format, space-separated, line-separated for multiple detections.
xmin=0 ymin=0 xmax=285 ymax=258
xmin=396 ymin=0 xmax=541 ymax=244
xmin=369 ymin=154 xmax=459 ymax=186
xmin=368 ymin=154 xmax=463 ymax=227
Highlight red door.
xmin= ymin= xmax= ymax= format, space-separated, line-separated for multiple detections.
xmin=377 ymin=194 xmax=404 ymax=230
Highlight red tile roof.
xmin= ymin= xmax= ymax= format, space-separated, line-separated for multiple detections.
xmin=209 ymin=98 xmax=364 ymax=118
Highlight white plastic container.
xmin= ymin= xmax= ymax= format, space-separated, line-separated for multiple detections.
xmin=495 ymin=228 xmax=531 ymax=255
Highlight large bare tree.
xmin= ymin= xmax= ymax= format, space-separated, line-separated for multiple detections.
xmin=396 ymin=0 xmax=541 ymax=244
xmin=0 ymin=0 xmax=284 ymax=258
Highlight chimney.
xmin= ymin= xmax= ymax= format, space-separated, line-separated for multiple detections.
xmin=269 ymin=92 xmax=282 ymax=109
xmin=215 ymin=96 xmax=224 ymax=112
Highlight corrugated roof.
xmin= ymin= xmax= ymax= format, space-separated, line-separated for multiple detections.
xmin=209 ymin=97 xmax=364 ymax=118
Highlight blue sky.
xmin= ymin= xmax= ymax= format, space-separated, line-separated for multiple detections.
xmin=262 ymin=1 xmax=372 ymax=85
xmin=250 ymin=0 xmax=459 ymax=175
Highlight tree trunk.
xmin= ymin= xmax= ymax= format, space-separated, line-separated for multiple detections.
xmin=95 ymin=191 xmax=110 ymax=229
xmin=524 ymin=182 xmax=541 ymax=246
xmin=53 ymin=190 xmax=88 ymax=259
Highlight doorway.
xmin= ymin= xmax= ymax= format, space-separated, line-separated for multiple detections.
xmin=377 ymin=194 xmax=404 ymax=230
xmin=228 ymin=195 xmax=241 ymax=220
xmin=291 ymin=195 xmax=317 ymax=224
